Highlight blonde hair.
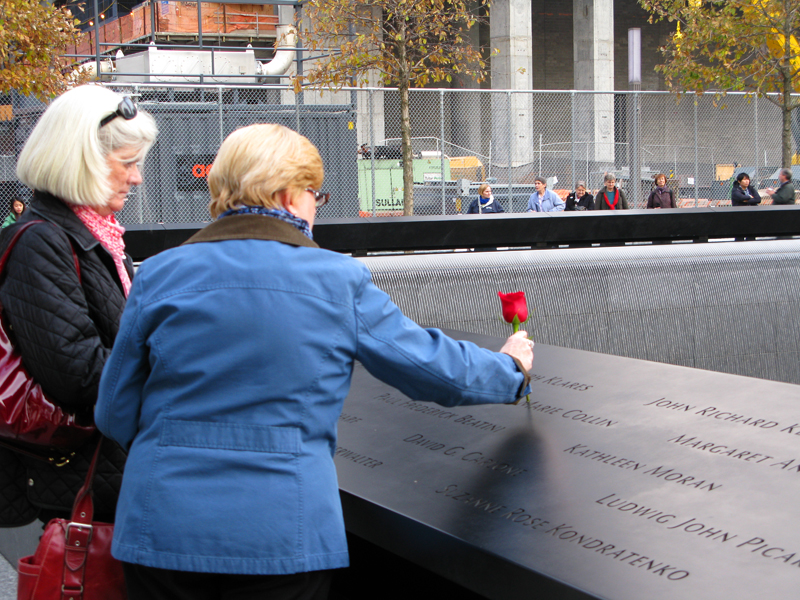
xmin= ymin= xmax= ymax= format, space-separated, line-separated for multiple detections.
xmin=16 ymin=85 xmax=158 ymax=208
xmin=477 ymin=183 xmax=490 ymax=196
xmin=208 ymin=124 xmax=323 ymax=218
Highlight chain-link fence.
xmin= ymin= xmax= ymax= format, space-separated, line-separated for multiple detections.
xmin=368 ymin=89 xmax=788 ymax=214
xmin=1 ymin=84 xmax=793 ymax=223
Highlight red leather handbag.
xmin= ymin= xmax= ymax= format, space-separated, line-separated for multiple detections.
xmin=0 ymin=221 xmax=95 ymax=451
xmin=17 ymin=438 xmax=127 ymax=600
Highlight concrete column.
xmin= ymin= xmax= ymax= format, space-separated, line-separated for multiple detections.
xmin=490 ymin=0 xmax=533 ymax=167
xmin=280 ymin=4 xmax=385 ymax=147
xmin=449 ymin=89 xmax=482 ymax=160
xmin=448 ymin=16 xmax=483 ymax=161
xmin=573 ymin=0 xmax=614 ymax=167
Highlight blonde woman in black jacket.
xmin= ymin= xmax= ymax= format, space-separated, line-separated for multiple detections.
xmin=0 ymin=85 xmax=157 ymax=525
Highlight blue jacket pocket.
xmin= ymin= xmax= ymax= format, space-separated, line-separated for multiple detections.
xmin=160 ymin=419 xmax=300 ymax=454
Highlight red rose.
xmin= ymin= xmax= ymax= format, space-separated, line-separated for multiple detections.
xmin=498 ymin=291 xmax=528 ymax=326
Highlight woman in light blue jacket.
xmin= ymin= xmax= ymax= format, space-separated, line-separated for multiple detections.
xmin=96 ymin=124 xmax=533 ymax=600
xmin=526 ymin=176 xmax=565 ymax=212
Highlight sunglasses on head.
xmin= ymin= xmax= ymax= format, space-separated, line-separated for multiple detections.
xmin=99 ymin=96 xmax=138 ymax=128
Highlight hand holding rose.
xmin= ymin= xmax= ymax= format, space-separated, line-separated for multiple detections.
xmin=500 ymin=330 xmax=533 ymax=371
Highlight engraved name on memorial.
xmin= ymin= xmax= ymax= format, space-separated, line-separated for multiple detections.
xmin=333 ymin=331 xmax=800 ymax=600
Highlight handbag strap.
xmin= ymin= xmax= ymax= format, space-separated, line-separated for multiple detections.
xmin=0 ymin=220 xmax=83 ymax=467
xmin=0 ymin=221 xmax=40 ymax=274
xmin=61 ymin=437 xmax=103 ymax=600
xmin=0 ymin=219 xmax=81 ymax=283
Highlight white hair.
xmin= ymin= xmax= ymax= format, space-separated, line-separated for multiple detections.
xmin=16 ymin=85 xmax=158 ymax=208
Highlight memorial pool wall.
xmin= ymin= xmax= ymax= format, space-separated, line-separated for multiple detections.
xmin=358 ymin=239 xmax=800 ymax=385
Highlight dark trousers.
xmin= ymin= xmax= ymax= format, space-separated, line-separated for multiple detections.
xmin=123 ymin=563 xmax=333 ymax=600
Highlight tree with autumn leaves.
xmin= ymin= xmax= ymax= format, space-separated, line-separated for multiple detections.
xmin=641 ymin=0 xmax=800 ymax=168
xmin=300 ymin=0 xmax=491 ymax=215
xmin=0 ymin=0 xmax=84 ymax=98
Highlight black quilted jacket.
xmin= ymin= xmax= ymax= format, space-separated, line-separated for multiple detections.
xmin=0 ymin=191 xmax=128 ymax=525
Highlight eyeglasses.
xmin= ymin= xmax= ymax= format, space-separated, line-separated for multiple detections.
xmin=306 ymin=187 xmax=330 ymax=208
xmin=99 ymin=96 xmax=138 ymax=129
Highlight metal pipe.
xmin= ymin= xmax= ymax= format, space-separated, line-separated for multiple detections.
xmin=633 ymin=89 xmax=639 ymax=208
xmin=440 ymin=90 xmax=446 ymax=215
xmin=507 ymin=91 xmax=512 ymax=212
xmin=93 ymin=0 xmax=101 ymax=74
xmin=370 ymin=89 xmax=376 ymax=217
xmin=571 ymin=90 xmax=576 ymax=191
xmin=135 ymin=82 xmax=145 ymax=224
xmin=538 ymin=133 xmax=542 ymax=179
xmin=218 ymin=86 xmax=224 ymax=146
xmin=259 ymin=26 xmax=297 ymax=76
xmin=150 ymin=0 xmax=156 ymax=44
xmin=694 ymin=95 xmax=699 ymax=206
xmin=295 ymin=3 xmax=304 ymax=116
xmin=198 ymin=0 xmax=203 ymax=48
xmin=754 ymin=96 xmax=759 ymax=185
xmin=348 ymin=21 xmax=357 ymax=110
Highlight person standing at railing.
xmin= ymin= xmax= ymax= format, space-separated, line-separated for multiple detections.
xmin=731 ymin=172 xmax=761 ymax=206
xmin=95 ymin=123 xmax=533 ymax=600
xmin=646 ymin=174 xmax=676 ymax=209
xmin=764 ymin=168 xmax=796 ymax=204
xmin=467 ymin=184 xmax=504 ymax=214
xmin=595 ymin=173 xmax=630 ymax=210
xmin=565 ymin=181 xmax=594 ymax=211
xmin=527 ymin=177 xmax=565 ymax=212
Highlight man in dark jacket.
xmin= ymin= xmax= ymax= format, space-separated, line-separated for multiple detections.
xmin=765 ymin=168 xmax=796 ymax=204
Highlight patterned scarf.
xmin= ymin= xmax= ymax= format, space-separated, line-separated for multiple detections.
xmin=69 ymin=204 xmax=131 ymax=296
xmin=217 ymin=206 xmax=313 ymax=240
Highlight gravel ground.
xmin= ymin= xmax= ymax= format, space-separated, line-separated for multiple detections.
xmin=0 ymin=557 xmax=16 ymax=600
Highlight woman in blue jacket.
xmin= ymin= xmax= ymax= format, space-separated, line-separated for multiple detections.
xmin=96 ymin=124 xmax=533 ymax=600
xmin=466 ymin=183 xmax=504 ymax=213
